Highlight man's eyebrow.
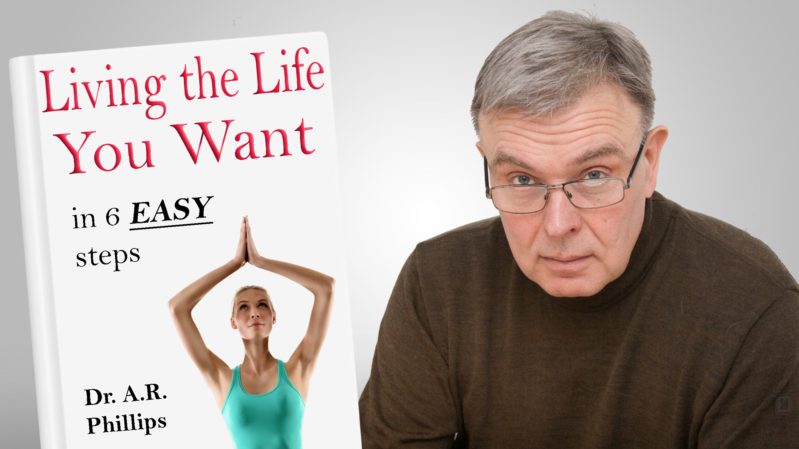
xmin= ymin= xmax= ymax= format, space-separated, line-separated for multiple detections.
xmin=491 ymin=145 xmax=628 ymax=170
xmin=491 ymin=150 xmax=534 ymax=170
xmin=573 ymin=145 xmax=628 ymax=166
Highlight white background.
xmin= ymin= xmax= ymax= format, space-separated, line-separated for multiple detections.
xmin=2 ymin=1 xmax=797 ymax=448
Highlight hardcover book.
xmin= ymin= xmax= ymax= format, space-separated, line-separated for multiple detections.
xmin=9 ymin=32 xmax=361 ymax=449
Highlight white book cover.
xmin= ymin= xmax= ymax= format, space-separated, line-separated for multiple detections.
xmin=9 ymin=32 xmax=361 ymax=449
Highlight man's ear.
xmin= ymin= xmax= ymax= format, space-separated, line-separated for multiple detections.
xmin=643 ymin=125 xmax=668 ymax=197
xmin=476 ymin=141 xmax=485 ymax=157
xmin=230 ymin=317 xmax=237 ymax=330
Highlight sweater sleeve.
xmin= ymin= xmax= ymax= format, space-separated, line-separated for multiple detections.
xmin=359 ymin=249 xmax=460 ymax=449
xmin=698 ymin=289 xmax=799 ymax=448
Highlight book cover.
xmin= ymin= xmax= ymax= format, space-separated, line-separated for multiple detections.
xmin=9 ymin=32 xmax=361 ymax=449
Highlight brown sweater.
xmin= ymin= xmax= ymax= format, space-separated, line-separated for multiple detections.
xmin=359 ymin=192 xmax=799 ymax=449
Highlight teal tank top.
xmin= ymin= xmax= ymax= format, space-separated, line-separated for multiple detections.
xmin=222 ymin=360 xmax=305 ymax=449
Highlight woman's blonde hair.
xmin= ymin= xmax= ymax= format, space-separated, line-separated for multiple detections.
xmin=231 ymin=285 xmax=275 ymax=319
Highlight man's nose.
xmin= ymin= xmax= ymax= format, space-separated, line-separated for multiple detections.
xmin=542 ymin=188 xmax=581 ymax=237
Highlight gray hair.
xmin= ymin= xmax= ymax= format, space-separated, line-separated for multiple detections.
xmin=471 ymin=11 xmax=654 ymax=133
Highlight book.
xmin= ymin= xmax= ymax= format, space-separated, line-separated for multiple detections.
xmin=9 ymin=32 xmax=361 ymax=449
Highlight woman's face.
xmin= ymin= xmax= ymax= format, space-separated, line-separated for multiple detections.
xmin=231 ymin=288 xmax=275 ymax=339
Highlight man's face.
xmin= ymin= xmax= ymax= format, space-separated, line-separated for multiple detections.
xmin=477 ymin=82 xmax=666 ymax=297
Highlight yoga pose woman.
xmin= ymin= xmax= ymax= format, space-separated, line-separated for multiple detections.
xmin=169 ymin=217 xmax=334 ymax=449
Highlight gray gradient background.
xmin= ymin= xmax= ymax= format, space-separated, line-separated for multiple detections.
xmin=2 ymin=1 xmax=797 ymax=447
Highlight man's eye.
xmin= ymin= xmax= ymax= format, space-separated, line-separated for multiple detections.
xmin=258 ymin=303 xmax=268 ymax=309
xmin=583 ymin=170 xmax=606 ymax=180
xmin=239 ymin=304 xmax=248 ymax=310
xmin=511 ymin=174 xmax=533 ymax=185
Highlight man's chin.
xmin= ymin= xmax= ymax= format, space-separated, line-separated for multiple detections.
xmin=534 ymin=275 xmax=606 ymax=298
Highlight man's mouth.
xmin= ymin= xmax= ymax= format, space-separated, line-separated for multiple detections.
xmin=543 ymin=255 xmax=590 ymax=263
xmin=540 ymin=255 xmax=592 ymax=272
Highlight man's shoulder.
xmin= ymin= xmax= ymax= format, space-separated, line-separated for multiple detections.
xmin=408 ymin=216 xmax=513 ymax=279
xmin=655 ymin=194 xmax=795 ymax=291
xmin=653 ymin=196 xmax=799 ymax=382
xmin=651 ymin=194 xmax=798 ymax=339
xmin=415 ymin=216 xmax=506 ymax=259
xmin=420 ymin=216 xmax=502 ymax=245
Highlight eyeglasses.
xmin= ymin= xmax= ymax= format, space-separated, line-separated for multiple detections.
xmin=484 ymin=135 xmax=648 ymax=214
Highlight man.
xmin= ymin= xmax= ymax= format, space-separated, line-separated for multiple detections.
xmin=359 ymin=10 xmax=799 ymax=449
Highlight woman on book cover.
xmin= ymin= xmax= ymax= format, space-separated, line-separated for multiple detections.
xmin=169 ymin=216 xmax=334 ymax=449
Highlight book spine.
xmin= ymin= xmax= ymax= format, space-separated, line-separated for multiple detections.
xmin=9 ymin=56 xmax=66 ymax=449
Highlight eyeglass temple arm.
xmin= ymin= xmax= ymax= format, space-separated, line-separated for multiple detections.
xmin=483 ymin=156 xmax=490 ymax=198
xmin=626 ymin=135 xmax=648 ymax=187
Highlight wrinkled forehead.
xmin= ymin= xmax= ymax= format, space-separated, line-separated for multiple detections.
xmin=479 ymin=96 xmax=644 ymax=176
xmin=478 ymin=83 xmax=644 ymax=146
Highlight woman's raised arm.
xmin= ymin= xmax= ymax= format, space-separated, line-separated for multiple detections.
xmin=168 ymin=218 xmax=246 ymax=406
xmin=244 ymin=217 xmax=334 ymax=394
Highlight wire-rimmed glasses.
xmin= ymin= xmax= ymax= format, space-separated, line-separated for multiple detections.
xmin=484 ymin=135 xmax=648 ymax=214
